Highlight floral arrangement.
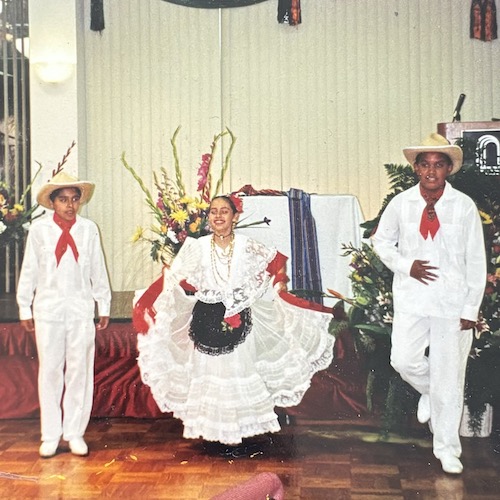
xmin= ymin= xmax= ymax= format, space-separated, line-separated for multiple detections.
xmin=123 ymin=126 xmax=269 ymax=265
xmin=0 ymin=167 xmax=42 ymax=248
xmin=337 ymin=242 xmax=394 ymax=337
xmin=330 ymin=163 xmax=500 ymax=434
xmin=0 ymin=141 xmax=78 ymax=250
xmin=122 ymin=126 xmax=237 ymax=264
xmin=328 ymin=240 xmax=416 ymax=432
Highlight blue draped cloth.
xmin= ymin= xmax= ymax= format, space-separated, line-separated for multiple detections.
xmin=288 ymin=188 xmax=323 ymax=305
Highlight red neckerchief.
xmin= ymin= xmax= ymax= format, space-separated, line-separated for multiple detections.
xmin=419 ymin=185 xmax=444 ymax=240
xmin=53 ymin=213 xmax=79 ymax=266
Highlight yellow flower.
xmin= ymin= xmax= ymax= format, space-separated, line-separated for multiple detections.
xmin=179 ymin=196 xmax=195 ymax=205
xmin=13 ymin=203 xmax=24 ymax=212
xmin=171 ymin=209 xmax=189 ymax=224
xmin=131 ymin=226 xmax=144 ymax=243
xmin=0 ymin=194 xmax=5 ymax=206
xmin=195 ymin=200 xmax=210 ymax=210
xmin=479 ymin=210 xmax=493 ymax=225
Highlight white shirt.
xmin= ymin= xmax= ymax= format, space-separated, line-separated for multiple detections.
xmin=17 ymin=214 xmax=111 ymax=322
xmin=166 ymin=234 xmax=277 ymax=317
xmin=372 ymin=182 xmax=486 ymax=321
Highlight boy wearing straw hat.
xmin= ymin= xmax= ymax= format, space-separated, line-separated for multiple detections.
xmin=372 ymin=133 xmax=486 ymax=474
xmin=17 ymin=171 xmax=111 ymax=458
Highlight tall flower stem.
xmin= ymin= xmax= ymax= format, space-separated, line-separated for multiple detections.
xmin=121 ymin=153 xmax=163 ymax=220
xmin=171 ymin=125 xmax=186 ymax=198
xmin=213 ymin=128 xmax=236 ymax=198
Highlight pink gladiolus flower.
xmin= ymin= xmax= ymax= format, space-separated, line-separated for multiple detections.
xmin=197 ymin=154 xmax=212 ymax=192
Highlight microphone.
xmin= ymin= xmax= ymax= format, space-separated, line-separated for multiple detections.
xmin=452 ymin=94 xmax=466 ymax=122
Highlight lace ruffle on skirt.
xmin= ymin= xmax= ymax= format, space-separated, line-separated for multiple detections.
xmin=137 ymin=284 xmax=334 ymax=444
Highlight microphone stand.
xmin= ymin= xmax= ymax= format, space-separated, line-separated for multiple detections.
xmin=452 ymin=94 xmax=466 ymax=122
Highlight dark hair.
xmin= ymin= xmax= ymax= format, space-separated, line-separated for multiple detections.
xmin=49 ymin=186 xmax=82 ymax=202
xmin=210 ymin=195 xmax=237 ymax=214
xmin=415 ymin=152 xmax=452 ymax=165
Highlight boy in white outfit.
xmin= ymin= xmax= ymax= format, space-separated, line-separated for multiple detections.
xmin=372 ymin=134 xmax=486 ymax=475
xmin=17 ymin=171 xmax=111 ymax=458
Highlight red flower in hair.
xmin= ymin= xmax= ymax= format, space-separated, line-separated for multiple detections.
xmin=229 ymin=193 xmax=243 ymax=213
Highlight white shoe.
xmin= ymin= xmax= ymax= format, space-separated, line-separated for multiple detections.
xmin=417 ymin=394 xmax=430 ymax=424
xmin=69 ymin=437 xmax=89 ymax=456
xmin=39 ymin=440 xmax=59 ymax=458
xmin=440 ymin=455 xmax=463 ymax=474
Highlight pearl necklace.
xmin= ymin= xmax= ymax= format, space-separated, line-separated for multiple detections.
xmin=211 ymin=234 xmax=235 ymax=284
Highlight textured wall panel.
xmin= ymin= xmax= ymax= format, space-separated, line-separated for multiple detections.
xmin=80 ymin=0 xmax=500 ymax=291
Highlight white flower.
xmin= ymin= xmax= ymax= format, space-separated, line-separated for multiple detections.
xmin=376 ymin=292 xmax=392 ymax=305
xmin=383 ymin=313 xmax=393 ymax=324
xmin=0 ymin=221 xmax=6 ymax=234
xmin=167 ymin=229 xmax=179 ymax=244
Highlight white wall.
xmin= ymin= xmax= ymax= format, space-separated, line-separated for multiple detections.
xmin=29 ymin=1 xmax=79 ymax=194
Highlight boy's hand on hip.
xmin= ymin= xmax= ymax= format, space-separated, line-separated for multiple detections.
xmin=460 ymin=319 xmax=475 ymax=331
xmin=96 ymin=316 xmax=110 ymax=330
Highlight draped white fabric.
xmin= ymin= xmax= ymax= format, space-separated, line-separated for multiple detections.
xmin=239 ymin=195 xmax=365 ymax=304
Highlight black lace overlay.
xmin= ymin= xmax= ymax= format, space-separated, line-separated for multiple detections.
xmin=189 ymin=301 xmax=252 ymax=356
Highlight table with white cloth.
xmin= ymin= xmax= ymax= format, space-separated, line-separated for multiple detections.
xmin=239 ymin=194 xmax=365 ymax=306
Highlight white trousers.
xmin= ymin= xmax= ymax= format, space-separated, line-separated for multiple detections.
xmin=35 ymin=318 xmax=96 ymax=442
xmin=390 ymin=313 xmax=472 ymax=459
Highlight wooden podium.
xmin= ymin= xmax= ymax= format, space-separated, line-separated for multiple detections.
xmin=438 ymin=121 xmax=500 ymax=176
xmin=437 ymin=121 xmax=500 ymax=143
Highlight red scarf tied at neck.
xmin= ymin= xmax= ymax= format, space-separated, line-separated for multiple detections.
xmin=53 ymin=213 xmax=79 ymax=266
xmin=419 ymin=186 xmax=444 ymax=240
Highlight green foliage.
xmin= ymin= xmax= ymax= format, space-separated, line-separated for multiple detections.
xmin=361 ymin=164 xmax=418 ymax=238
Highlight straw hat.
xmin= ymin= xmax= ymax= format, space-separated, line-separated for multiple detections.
xmin=403 ymin=133 xmax=463 ymax=175
xmin=37 ymin=171 xmax=95 ymax=209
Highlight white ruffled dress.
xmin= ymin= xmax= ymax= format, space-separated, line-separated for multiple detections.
xmin=137 ymin=234 xmax=334 ymax=444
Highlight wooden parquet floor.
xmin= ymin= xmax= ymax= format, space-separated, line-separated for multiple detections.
xmin=1 ymin=418 xmax=500 ymax=499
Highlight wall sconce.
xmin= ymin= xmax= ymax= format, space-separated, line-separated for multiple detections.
xmin=32 ymin=61 xmax=75 ymax=84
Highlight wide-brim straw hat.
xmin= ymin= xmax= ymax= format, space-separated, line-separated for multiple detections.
xmin=37 ymin=171 xmax=95 ymax=209
xmin=403 ymin=133 xmax=463 ymax=175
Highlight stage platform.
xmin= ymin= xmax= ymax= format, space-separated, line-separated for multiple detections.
xmin=0 ymin=292 xmax=368 ymax=421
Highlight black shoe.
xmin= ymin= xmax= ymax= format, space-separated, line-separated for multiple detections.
xmin=222 ymin=442 xmax=261 ymax=458
xmin=202 ymin=440 xmax=232 ymax=456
